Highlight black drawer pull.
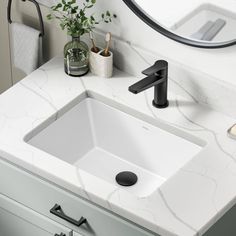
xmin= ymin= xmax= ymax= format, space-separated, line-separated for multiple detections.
xmin=50 ymin=204 xmax=87 ymax=227
xmin=55 ymin=234 xmax=66 ymax=236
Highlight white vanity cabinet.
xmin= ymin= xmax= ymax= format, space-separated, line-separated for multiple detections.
xmin=0 ymin=158 xmax=158 ymax=236
xmin=0 ymin=193 xmax=72 ymax=236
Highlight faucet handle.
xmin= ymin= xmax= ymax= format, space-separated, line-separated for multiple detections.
xmin=142 ymin=60 xmax=168 ymax=76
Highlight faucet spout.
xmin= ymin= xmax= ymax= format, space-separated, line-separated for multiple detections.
xmin=128 ymin=60 xmax=169 ymax=109
xmin=129 ymin=74 xmax=165 ymax=94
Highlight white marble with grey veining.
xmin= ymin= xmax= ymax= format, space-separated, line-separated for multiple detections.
xmin=86 ymin=30 xmax=236 ymax=119
xmin=0 ymin=55 xmax=236 ymax=236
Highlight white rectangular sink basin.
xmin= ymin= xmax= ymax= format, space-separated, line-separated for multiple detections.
xmin=27 ymin=98 xmax=203 ymax=197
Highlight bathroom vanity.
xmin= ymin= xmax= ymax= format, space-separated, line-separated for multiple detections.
xmin=1 ymin=0 xmax=236 ymax=234
xmin=0 ymin=53 xmax=236 ymax=236
xmin=0 ymin=157 xmax=155 ymax=236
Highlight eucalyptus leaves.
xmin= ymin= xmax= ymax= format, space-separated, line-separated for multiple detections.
xmin=47 ymin=0 xmax=116 ymax=37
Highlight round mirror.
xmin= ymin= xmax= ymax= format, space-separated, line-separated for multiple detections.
xmin=123 ymin=0 xmax=236 ymax=48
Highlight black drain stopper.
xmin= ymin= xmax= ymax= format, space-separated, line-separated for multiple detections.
xmin=115 ymin=171 xmax=138 ymax=187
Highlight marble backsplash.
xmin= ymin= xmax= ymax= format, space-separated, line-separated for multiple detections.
xmin=84 ymin=30 xmax=236 ymax=119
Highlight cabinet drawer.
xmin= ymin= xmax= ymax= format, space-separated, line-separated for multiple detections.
xmin=0 ymin=159 xmax=157 ymax=236
xmin=0 ymin=193 xmax=72 ymax=236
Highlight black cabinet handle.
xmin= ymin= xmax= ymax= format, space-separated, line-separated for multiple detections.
xmin=50 ymin=204 xmax=87 ymax=227
xmin=55 ymin=234 xmax=66 ymax=236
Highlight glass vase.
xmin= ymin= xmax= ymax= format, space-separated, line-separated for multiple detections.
xmin=64 ymin=36 xmax=89 ymax=77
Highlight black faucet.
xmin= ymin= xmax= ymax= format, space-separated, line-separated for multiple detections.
xmin=129 ymin=60 xmax=169 ymax=108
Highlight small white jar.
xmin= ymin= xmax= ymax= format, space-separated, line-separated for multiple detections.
xmin=89 ymin=49 xmax=113 ymax=78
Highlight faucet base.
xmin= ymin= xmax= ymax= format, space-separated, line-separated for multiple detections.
xmin=152 ymin=100 xmax=169 ymax=109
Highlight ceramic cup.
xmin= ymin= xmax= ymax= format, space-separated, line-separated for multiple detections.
xmin=89 ymin=49 xmax=113 ymax=78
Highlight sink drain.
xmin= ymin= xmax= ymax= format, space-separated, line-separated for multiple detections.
xmin=115 ymin=171 xmax=138 ymax=187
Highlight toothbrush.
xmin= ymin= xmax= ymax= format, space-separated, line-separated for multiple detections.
xmin=103 ymin=32 xmax=112 ymax=57
xmin=89 ymin=32 xmax=99 ymax=53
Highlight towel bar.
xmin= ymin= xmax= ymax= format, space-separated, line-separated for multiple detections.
xmin=7 ymin=0 xmax=45 ymax=36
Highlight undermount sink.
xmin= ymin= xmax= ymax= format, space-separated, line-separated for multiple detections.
xmin=26 ymin=98 xmax=204 ymax=197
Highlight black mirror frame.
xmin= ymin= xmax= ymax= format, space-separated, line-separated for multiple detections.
xmin=123 ymin=0 xmax=236 ymax=49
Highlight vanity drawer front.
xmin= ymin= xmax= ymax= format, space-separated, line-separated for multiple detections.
xmin=0 ymin=159 xmax=157 ymax=236
xmin=0 ymin=193 xmax=72 ymax=236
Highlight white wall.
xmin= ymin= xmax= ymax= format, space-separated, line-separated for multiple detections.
xmin=92 ymin=0 xmax=236 ymax=87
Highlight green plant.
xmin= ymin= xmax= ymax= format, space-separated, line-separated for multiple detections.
xmin=47 ymin=0 xmax=116 ymax=37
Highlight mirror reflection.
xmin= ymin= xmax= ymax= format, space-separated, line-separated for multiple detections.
xmin=134 ymin=0 xmax=236 ymax=43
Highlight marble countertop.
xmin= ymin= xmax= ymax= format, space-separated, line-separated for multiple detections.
xmin=0 ymin=56 xmax=236 ymax=236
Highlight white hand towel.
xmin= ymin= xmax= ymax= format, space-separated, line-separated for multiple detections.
xmin=10 ymin=22 xmax=42 ymax=75
xmin=36 ymin=0 xmax=56 ymax=7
